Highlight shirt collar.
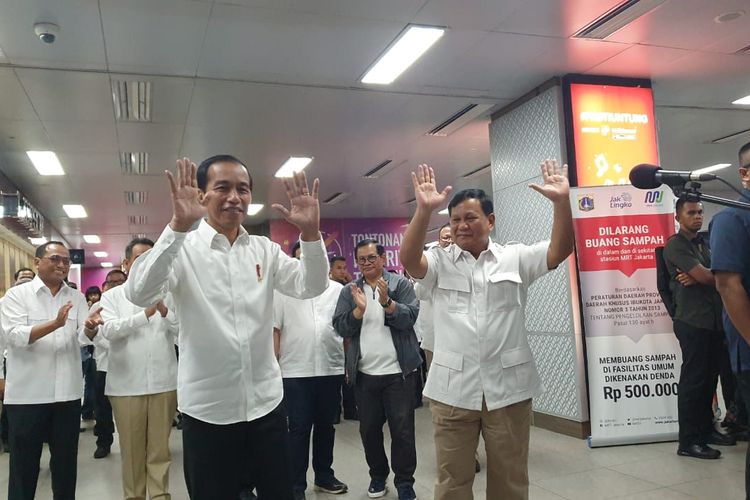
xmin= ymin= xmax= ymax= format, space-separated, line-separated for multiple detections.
xmin=450 ymin=237 xmax=498 ymax=263
xmin=196 ymin=219 xmax=250 ymax=248
xmin=31 ymin=275 xmax=71 ymax=296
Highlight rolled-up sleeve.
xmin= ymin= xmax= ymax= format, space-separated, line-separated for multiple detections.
xmin=273 ymin=237 xmax=329 ymax=300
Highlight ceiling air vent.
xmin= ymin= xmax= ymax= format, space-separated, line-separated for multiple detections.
xmin=112 ymin=80 xmax=152 ymax=122
xmin=403 ymin=196 xmax=416 ymax=204
xmin=735 ymin=44 xmax=750 ymax=55
xmin=322 ymin=192 xmax=350 ymax=205
xmin=128 ymin=215 xmax=148 ymax=225
xmin=426 ymin=103 xmax=493 ymax=137
xmin=573 ymin=0 xmax=667 ymax=40
xmin=132 ymin=233 xmax=148 ymax=240
xmin=461 ymin=163 xmax=491 ymax=178
xmin=363 ymin=159 xmax=392 ymax=179
xmin=120 ymin=153 xmax=149 ymax=175
xmin=124 ymin=191 xmax=148 ymax=205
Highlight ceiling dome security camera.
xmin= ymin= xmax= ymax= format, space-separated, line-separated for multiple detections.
xmin=33 ymin=22 xmax=60 ymax=44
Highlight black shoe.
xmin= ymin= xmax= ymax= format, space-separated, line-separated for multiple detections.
xmin=93 ymin=446 xmax=110 ymax=459
xmin=396 ymin=484 xmax=417 ymax=500
xmin=343 ymin=413 xmax=358 ymax=421
xmin=292 ymin=491 xmax=305 ymax=500
xmin=2 ymin=443 xmax=9 ymax=454
xmin=314 ymin=477 xmax=348 ymax=494
xmin=677 ymin=444 xmax=721 ymax=459
xmin=475 ymin=459 xmax=481 ymax=473
xmin=706 ymin=430 xmax=736 ymax=446
xmin=367 ymin=478 xmax=387 ymax=498
xmin=238 ymin=489 xmax=256 ymax=500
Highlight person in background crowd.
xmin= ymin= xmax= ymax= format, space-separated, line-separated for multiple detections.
xmin=711 ymin=140 xmax=750 ymax=497
xmin=13 ymin=268 xmax=35 ymax=284
xmin=333 ymin=239 xmax=421 ymax=500
xmin=400 ymin=161 xmax=574 ymax=500
xmin=330 ymin=256 xmax=358 ymax=421
xmin=125 ymin=156 xmax=328 ymax=500
xmin=663 ymin=198 xmax=736 ymax=459
xmin=2 ymin=241 xmax=98 ymax=500
xmin=330 ymin=256 xmax=352 ymax=286
xmin=87 ymin=239 xmax=179 ymax=500
xmin=274 ymin=241 xmax=347 ymax=500
xmin=85 ymin=286 xmax=102 ymax=307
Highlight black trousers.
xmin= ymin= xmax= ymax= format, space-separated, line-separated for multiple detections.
xmin=93 ymin=371 xmax=114 ymax=448
xmin=354 ymin=371 xmax=417 ymax=488
xmin=342 ymin=378 xmax=358 ymax=419
xmin=673 ymin=320 xmax=723 ymax=447
xmin=283 ymin=375 xmax=343 ymax=493
xmin=735 ymin=371 xmax=750 ymax=500
xmin=81 ymin=353 xmax=95 ymax=419
xmin=181 ymin=404 xmax=293 ymax=500
xmin=6 ymin=400 xmax=81 ymax=500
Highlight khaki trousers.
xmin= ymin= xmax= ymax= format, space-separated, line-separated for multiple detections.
xmin=431 ymin=398 xmax=532 ymax=500
xmin=110 ymin=390 xmax=177 ymax=500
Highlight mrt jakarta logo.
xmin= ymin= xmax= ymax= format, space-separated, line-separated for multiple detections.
xmin=644 ymin=190 xmax=664 ymax=205
xmin=578 ymin=195 xmax=595 ymax=212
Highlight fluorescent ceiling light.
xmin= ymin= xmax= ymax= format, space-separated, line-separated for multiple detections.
xmin=62 ymin=204 xmax=88 ymax=218
xmin=247 ymin=204 xmax=264 ymax=216
xmin=693 ymin=163 xmax=732 ymax=175
xmin=100 ymin=262 xmax=114 ymax=268
xmin=93 ymin=251 xmax=108 ymax=258
xmin=438 ymin=208 xmax=449 ymax=215
xmin=275 ymin=157 xmax=313 ymax=178
xmin=361 ymin=25 xmax=445 ymax=85
xmin=732 ymin=95 xmax=750 ymax=105
xmin=26 ymin=151 xmax=65 ymax=176
xmin=29 ymin=237 xmax=48 ymax=245
xmin=83 ymin=234 xmax=101 ymax=244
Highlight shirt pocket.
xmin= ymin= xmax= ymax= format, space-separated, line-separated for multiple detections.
xmin=436 ymin=275 xmax=471 ymax=314
xmin=488 ymin=271 xmax=522 ymax=311
xmin=500 ymin=346 xmax=535 ymax=393
xmin=432 ymin=350 xmax=463 ymax=395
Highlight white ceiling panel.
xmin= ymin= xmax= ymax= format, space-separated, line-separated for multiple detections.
xmin=0 ymin=69 xmax=39 ymax=120
xmin=492 ymin=0 xmax=625 ymax=37
xmin=45 ymin=121 xmax=118 ymax=153
xmin=414 ymin=0 xmax=523 ymax=32
xmin=213 ymin=0 xmax=426 ymax=23
xmin=0 ymin=0 xmax=106 ymax=69
xmin=116 ymin=123 xmax=185 ymax=154
xmin=197 ymin=3 xmax=404 ymax=84
xmin=0 ymin=120 xmax=49 ymax=152
xmin=15 ymin=69 xmax=115 ymax=122
xmin=100 ymin=0 xmax=211 ymax=75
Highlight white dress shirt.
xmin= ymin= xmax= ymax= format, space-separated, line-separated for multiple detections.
xmin=125 ymin=220 xmax=329 ymax=425
xmin=99 ymin=285 xmax=178 ymax=396
xmin=1 ymin=276 xmax=91 ymax=404
xmin=358 ymin=283 xmax=401 ymax=376
xmin=90 ymin=302 xmax=109 ymax=372
xmin=413 ymin=283 xmax=434 ymax=351
xmin=417 ymin=239 xmax=550 ymax=411
xmin=273 ymin=280 xmax=344 ymax=378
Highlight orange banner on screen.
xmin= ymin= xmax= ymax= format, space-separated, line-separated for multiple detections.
xmin=571 ymin=83 xmax=659 ymax=187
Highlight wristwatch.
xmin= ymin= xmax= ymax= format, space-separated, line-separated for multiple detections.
xmin=381 ymin=297 xmax=393 ymax=308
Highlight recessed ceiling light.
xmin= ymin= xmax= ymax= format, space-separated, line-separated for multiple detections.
xmin=100 ymin=262 xmax=114 ymax=268
xmin=715 ymin=10 xmax=745 ymax=23
xmin=93 ymin=251 xmax=108 ymax=258
xmin=29 ymin=237 xmax=48 ymax=245
xmin=62 ymin=204 xmax=88 ymax=218
xmin=732 ymin=95 xmax=750 ymax=105
xmin=692 ymin=163 xmax=732 ymax=175
xmin=26 ymin=151 xmax=65 ymax=176
xmin=275 ymin=157 xmax=313 ymax=178
xmin=83 ymin=234 xmax=101 ymax=244
xmin=438 ymin=208 xmax=449 ymax=215
xmin=361 ymin=25 xmax=445 ymax=85
xmin=247 ymin=204 xmax=264 ymax=216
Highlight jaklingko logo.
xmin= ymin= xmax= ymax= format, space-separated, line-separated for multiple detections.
xmin=609 ymin=193 xmax=633 ymax=209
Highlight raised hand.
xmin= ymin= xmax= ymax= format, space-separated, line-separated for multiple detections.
xmin=529 ymin=159 xmax=569 ymax=203
xmin=85 ymin=306 xmax=103 ymax=331
xmin=351 ymin=285 xmax=367 ymax=313
xmin=376 ymin=279 xmax=389 ymax=305
xmin=156 ymin=300 xmax=168 ymax=317
xmin=55 ymin=302 xmax=74 ymax=329
xmin=167 ymin=158 xmax=206 ymax=232
xmin=272 ymin=171 xmax=320 ymax=240
xmin=411 ymin=164 xmax=453 ymax=213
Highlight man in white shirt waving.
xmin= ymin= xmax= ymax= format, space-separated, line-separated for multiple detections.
xmin=1 ymin=241 xmax=97 ymax=500
xmin=125 ymin=155 xmax=329 ymax=500
xmin=400 ymin=161 xmax=574 ymax=500
xmin=274 ymin=241 xmax=347 ymax=500
xmin=89 ymin=237 xmax=179 ymax=500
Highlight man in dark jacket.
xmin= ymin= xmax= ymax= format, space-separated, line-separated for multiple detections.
xmin=333 ymin=239 xmax=420 ymax=500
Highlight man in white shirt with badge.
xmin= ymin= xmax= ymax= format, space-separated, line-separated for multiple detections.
xmin=88 ymin=238 xmax=179 ymax=500
xmin=125 ymin=155 xmax=329 ymax=500
xmin=273 ymin=240 xmax=347 ymax=500
xmin=400 ymin=161 xmax=574 ymax=500
xmin=1 ymin=241 xmax=97 ymax=500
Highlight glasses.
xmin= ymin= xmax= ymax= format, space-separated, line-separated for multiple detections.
xmin=356 ymin=254 xmax=380 ymax=265
xmin=42 ymin=255 xmax=71 ymax=266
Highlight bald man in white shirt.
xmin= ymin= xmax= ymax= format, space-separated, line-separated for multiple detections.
xmin=126 ymin=155 xmax=329 ymax=500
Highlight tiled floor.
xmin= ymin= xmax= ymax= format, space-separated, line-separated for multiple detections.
xmin=0 ymin=405 xmax=745 ymax=499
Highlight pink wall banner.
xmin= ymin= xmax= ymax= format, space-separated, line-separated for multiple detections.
xmin=270 ymin=218 xmax=408 ymax=279
xmin=572 ymin=185 xmax=680 ymax=447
